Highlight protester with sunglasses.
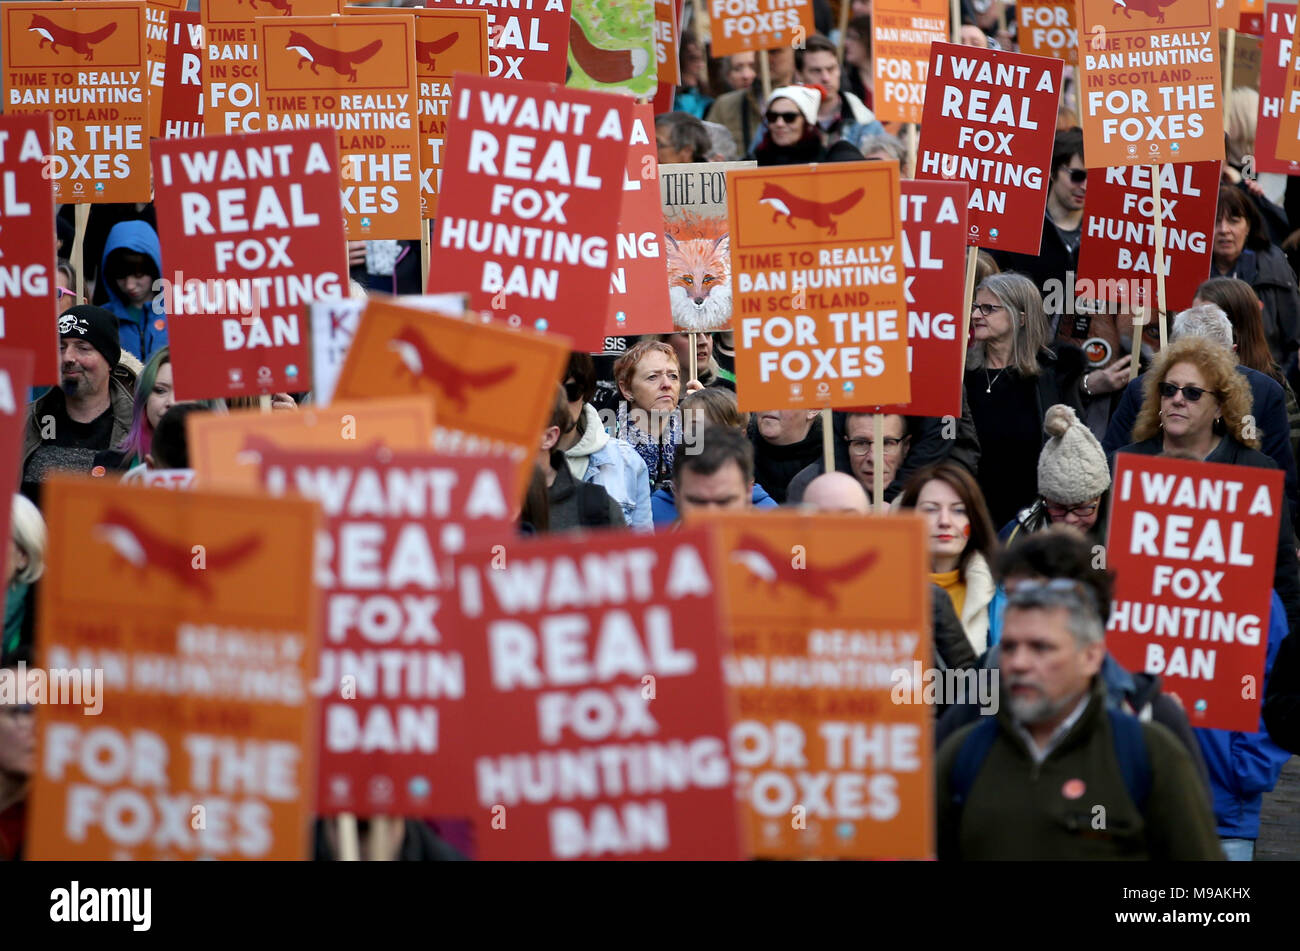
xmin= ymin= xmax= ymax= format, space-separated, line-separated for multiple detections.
xmin=966 ymin=273 xmax=1087 ymax=527
xmin=751 ymin=85 xmax=865 ymax=166
xmin=1001 ymin=404 xmax=1111 ymax=548
xmin=1116 ymin=335 xmax=1300 ymax=640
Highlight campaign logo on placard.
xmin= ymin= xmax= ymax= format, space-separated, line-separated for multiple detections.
xmin=1112 ymin=0 xmax=1180 ymax=23
xmin=730 ymin=534 xmax=881 ymax=609
xmin=738 ymin=172 xmax=892 ymax=248
xmin=263 ymin=21 xmax=412 ymax=91
xmin=758 ymin=182 xmax=865 ymax=238
xmin=386 ymin=324 xmax=516 ymax=409
xmin=415 ymin=30 xmax=459 ymax=70
xmin=16 ymin=12 xmax=132 ymax=66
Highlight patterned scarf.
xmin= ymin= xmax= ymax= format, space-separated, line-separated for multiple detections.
xmin=618 ymin=402 xmax=682 ymax=489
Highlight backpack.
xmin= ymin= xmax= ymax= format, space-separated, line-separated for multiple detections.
xmin=949 ymin=707 xmax=1152 ymax=813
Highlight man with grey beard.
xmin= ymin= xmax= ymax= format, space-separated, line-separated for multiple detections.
xmin=935 ymin=578 xmax=1222 ymax=860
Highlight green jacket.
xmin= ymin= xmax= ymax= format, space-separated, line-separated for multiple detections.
xmin=936 ymin=678 xmax=1222 ymax=860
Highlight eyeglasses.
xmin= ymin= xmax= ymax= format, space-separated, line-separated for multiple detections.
xmin=1067 ymin=168 xmax=1087 ymax=184
xmin=563 ymin=380 xmax=584 ymax=402
xmin=847 ymin=437 xmax=905 ymax=456
xmin=56 ymin=287 xmax=75 ymax=300
xmin=1044 ymin=500 xmax=1099 ymax=519
xmin=1005 ymin=577 xmax=1101 ymax=615
xmin=1159 ymin=382 xmax=1218 ymax=403
xmin=971 ymin=302 xmax=1005 ymax=317
xmin=765 ymin=111 xmax=802 ymax=125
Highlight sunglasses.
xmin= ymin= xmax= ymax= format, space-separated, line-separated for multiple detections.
xmin=765 ymin=111 xmax=802 ymax=125
xmin=1158 ymin=382 xmax=1218 ymax=402
xmin=56 ymin=286 xmax=76 ymax=300
xmin=1066 ymin=168 xmax=1087 ymax=184
xmin=1005 ymin=577 xmax=1101 ymax=615
xmin=563 ymin=380 xmax=584 ymax=402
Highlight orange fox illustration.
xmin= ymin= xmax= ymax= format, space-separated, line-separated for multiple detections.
xmin=759 ymin=183 xmax=864 ymax=237
xmin=569 ymin=19 xmax=650 ymax=84
xmin=238 ymin=0 xmax=293 ymax=12
xmin=1114 ymin=0 xmax=1178 ymax=23
xmin=285 ymin=31 xmax=383 ymax=83
xmin=28 ymin=15 xmax=116 ymax=61
xmin=416 ymin=33 xmax=459 ymax=70
xmin=387 ymin=326 xmax=516 ymax=409
xmin=94 ymin=507 xmax=262 ymax=600
xmin=731 ymin=535 xmax=879 ymax=609
xmin=665 ymin=233 xmax=731 ymax=333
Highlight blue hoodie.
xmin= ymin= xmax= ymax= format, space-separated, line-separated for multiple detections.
xmin=100 ymin=220 xmax=168 ymax=362
xmin=1193 ymin=591 xmax=1293 ymax=840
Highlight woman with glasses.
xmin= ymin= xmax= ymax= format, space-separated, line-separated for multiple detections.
xmin=752 ymin=85 xmax=864 ymax=166
xmin=1116 ymin=335 xmax=1300 ymax=635
xmin=899 ymin=462 xmax=1000 ymax=655
xmin=1002 ymin=405 xmax=1111 ymax=546
xmin=966 ymin=272 xmax=1088 ymax=528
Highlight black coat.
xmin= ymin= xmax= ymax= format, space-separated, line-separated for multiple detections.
xmin=1115 ymin=434 xmax=1300 ymax=641
xmin=748 ymin=415 xmax=824 ymax=505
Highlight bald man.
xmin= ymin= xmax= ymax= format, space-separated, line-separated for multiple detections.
xmin=802 ymin=472 xmax=871 ymax=515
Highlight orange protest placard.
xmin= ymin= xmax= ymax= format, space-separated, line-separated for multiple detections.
xmin=1075 ymin=0 xmax=1225 ymax=167
xmin=872 ymin=0 xmax=950 ymax=124
xmin=26 ymin=477 xmax=322 ymax=859
xmin=202 ymin=0 xmax=342 ymax=137
xmin=259 ymin=14 xmax=421 ymax=240
xmin=655 ymin=0 xmax=680 ymax=86
xmin=709 ymin=0 xmax=813 ymax=56
xmin=727 ymin=162 xmax=910 ymax=411
xmin=2 ymin=1 xmax=150 ymax=203
xmin=332 ymin=297 xmax=569 ymax=496
xmin=411 ymin=8 xmax=489 ymax=220
xmin=187 ymin=396 xmax=435 ymax=492
xmin=694 ymin=511 xmax=933 ymax=860
xmin=1218 ymin=0 xmax=1242 ymax=29
xmin=1018 ymin=2 xmax=1078 ymax=66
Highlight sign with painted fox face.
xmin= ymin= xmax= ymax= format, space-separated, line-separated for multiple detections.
xmin=0 ymin=115 xmax=59 ymax=386
xmin=259 ymin=445 xmax=516 ymax=818
xmin=2 ymin=2 xmax=151 ymax=204
xmin=727 ymin=162 xmax=911 ymax=411
xmin=202 ymin=0 xmax=343 ymax=137
xmin=566 ymin=0 xmax=657 ymax=97
xmin=428 ymin=74 xmax=633 ymax=349
xmin=187 ymin=395 xmax=436 ymax=492
xmin=151 ymin=128 xmax=348 ymax=400
xmin=259 ymin=15 xmax=421 ymax=240
xmin=28 ymin=477 xmax=321 ymax=859
xmin=659 ymin=160 xmax=755 ymax=334
xmin=333 ymin=296 xmax=569 ymax=500
xmin=423 ymin=0 xmax=573 ymax=83
xmin=407 ymin=9 xmax=490 ymax=220
xmin=1075 ymin=0 xmax=1224 ymax=167
xmin=435 ymin=527 xmax=744 ymax=860
xmin=689 ymin=510 xmax=933 ymax=860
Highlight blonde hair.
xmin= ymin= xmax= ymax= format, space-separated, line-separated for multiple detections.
xmin=967 ymin=273 xmax=1051 ymax=377
xmin=613 ymin=341 xmax=679 ymax=401
xmin=681 ymin=387 xmax=747 ymax=431
xmin=1132 ymin=336 xmax=1259 ymax=449
xmin=1226 ymin=88 xmax=1259 ymax=168
xmin=11 ymin=494 xmax=46 ymax=585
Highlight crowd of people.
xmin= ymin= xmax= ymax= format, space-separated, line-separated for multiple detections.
xmin=3 ymin=0 xmax=1300 ymax=863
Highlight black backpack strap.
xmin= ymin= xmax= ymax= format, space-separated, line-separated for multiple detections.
xmin=950 ymin=716 xmax=1001 ymax=807
xmin=1105 ymin=707 xmax=1152 ymax=813
xmin=577 ymin=483 xmax=612 ymax=527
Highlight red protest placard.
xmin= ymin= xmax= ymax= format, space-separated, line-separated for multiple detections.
xmin=259 ymin=445 xmax=516 ymax=817
xmin=259 ymin=14 xmax=421 ymax=241
xmin=135 ymin=0 xmax=187 ymax=139
xmin=201 ymin=0 xmax=342 ymax=137
xmin=708 ymin=0 xmax=813 ymax=57
xmin=606 ymin=102 xmax=672 ymax=339
xmin=872 ymin=0 xmax=950 ymax=125
xmin=655 ymin=0 xmax=680 ymax=86
xmin=27 ymin=477 xmax=322 ymax=859
xmin=435 ymin=528 xmax=743 ymax=860
xmin=332 ymin=296 xmax=570 ymax=497
xmin=1076 ymin=161 xmax=1220 ymax=316
xmin=728 ymin=162 xmax=910 ymax=411
xmin=2 ymin=1 xmax=151 ymax=204
xmin=1274 ymin=9 xmax=1300 ymax=162
xmin=1075 ymin=0 xmax=1224 ymax=168
xmin=423 ymin=0 xmax=572 ymax=83
xmin=1243 ymin=0 xmax=1265 ymax=34
xmin=151 ymin=128 xmax=348 ymax=400
xmin=428 ymin=75 xmax=633 ymax=351
xmin=0 ymin=115 xmax=59 ymax=386
xmin=159 ymin=10 xmax=203 ymax=140
xmin=1257 ymin=4 xmax=1300 ymax=175
xmin=1107 ymin=455 xmax=1281 ymax=732
xmin=868 ymin=180 xmax=968 ymax=420
xmin=697 ymin=512 xmax=933 ymax=860
xmin=0 ymin=353 xmax=34 ymax=555
xmin=916 ymin=43 xmax=1063 ymax=255
xmin=1018 ymin=2 xmax=1077 ymax=66
xmin=412 ymin=9 xmax=489 ymax=220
